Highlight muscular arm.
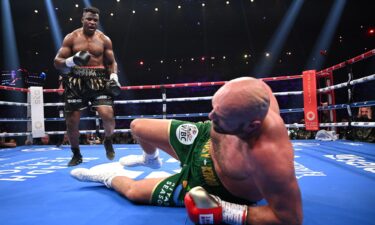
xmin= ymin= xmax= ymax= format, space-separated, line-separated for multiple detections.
xmin=103 ymin=36 xmax=118 ymax=74
xmin=54 ymin=34 xmax=74 ymax=70
xmin=248 ymin=131 xmax=302 ymax=225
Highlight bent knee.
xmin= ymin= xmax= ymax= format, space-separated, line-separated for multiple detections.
xmin=130 ymin=119 xmax=146 ymax=135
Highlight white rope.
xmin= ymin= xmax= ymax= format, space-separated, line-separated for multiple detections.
xmin=0 ymin=129 xmax=132 ymax=137
xmin=0 ymin=101 xmax=28 ymax=106
xmin=114 ymin=96 xmax=213 ymax=105
xmin=44 ymin=102 xmax=64 ymax=107
xmin=274 ymin=91 xmax=303 ymax=96
xmin=351 ymin=122 xmax=375 ymax=127
xmin=287 ymin=121 xmax=375 ymax=128
xmin=2 ymin=121 xmax=374 ymax=137
xmin=2 ymin=74 xmax=375 ymax=108
xmin=318 ymin=74 xmax=375 ymax=93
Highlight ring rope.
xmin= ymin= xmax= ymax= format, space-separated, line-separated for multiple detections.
xmin=0 ymin=129 xmax=132 ymax=138
xmin=2 ymin=73 xmax=373 ymax=108
xmin=0 ymin=101 xmax=28 ymax=106
xmin=3 ymin=121 xmax=374 ymax=138
xmin=0 ymin=113 xmax=210 ymax=122
xmin=317 ymin=49 xmax=375 ymax=75
xmin=1 ymin=73 xmax=374 ymax=108
xmin=286 ymin=122 xmax=375 ymax=128
xmin=2 ymin=100 xmax=375 ymax=122
xmin=318 ymin=74 xmax=375 ymax=93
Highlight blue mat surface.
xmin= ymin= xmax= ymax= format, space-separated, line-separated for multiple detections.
xmin=1 ymin=140 xmax=374 ymax=225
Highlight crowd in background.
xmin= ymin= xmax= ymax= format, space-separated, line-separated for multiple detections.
xmin=288 ymin=106 xmax=375 ymax=142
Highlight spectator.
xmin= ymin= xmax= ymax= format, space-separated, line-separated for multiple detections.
xmin=0 ymin=135 xmax=17 ymax=148
xmin=350 ymin=106 xmax=375 ymax=142
xmin=0 ymin=126 xmax=17 ymax=148
xmin=357 ymin=106 xmax=372 ymax=121
xmin=296 ymin=119 xmax=315 ymax=139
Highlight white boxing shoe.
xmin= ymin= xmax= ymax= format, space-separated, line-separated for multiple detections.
xmin=70 ymin=168 xmax=117 ymax=188
xmin=119 ymin=155 xmax=162 ymax=169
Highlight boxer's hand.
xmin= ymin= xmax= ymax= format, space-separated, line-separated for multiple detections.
xmin=65 ymin=51 xmax=91 ymax=67
xmin=110 ymin=73 xmax=121 ymax=87
xmin=184 ymin=186 xmax=247 ymax=225
xmin=105 ymin=73 xmax=121 ymax=97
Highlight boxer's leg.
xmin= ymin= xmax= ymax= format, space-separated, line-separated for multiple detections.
xmin=66 ymin=110 xmax=83 ymax=166
xmin=96 ymin=105 xmax=116 ymax=160
xmin=120 ymin=119 xmax=175 ymax=168
xmin=71 ymin=167 xmax=163 ymax=204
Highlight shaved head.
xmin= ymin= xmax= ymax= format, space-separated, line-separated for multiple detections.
xmin=214 ymin=77 xmax=270 ymax=121
xmin=210 ymin=77 xmax=270 ymax=136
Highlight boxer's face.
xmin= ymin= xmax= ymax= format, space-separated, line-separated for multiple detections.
xmin=209 ymin=98 xmax=247 ymax=135
xmin=82 ymin=12 xmax=99 ymax=35
xmin=211 ymin=117 xmax=246 ymax=135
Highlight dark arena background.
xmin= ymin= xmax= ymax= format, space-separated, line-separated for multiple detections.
xmin=1 ymin=1 xmax=375 ymax=225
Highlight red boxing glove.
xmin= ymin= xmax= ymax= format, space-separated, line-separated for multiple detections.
xmin=184 ymin=186 xmax=247 ymax=225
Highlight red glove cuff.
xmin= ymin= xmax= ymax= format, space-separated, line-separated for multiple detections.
xmin=184 ymin=193 xmax=223 ymax=224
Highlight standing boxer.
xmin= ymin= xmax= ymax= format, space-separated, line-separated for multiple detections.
xmin=54 ymin=6 xmax=121 ymax=166
xmin=71 ymin=77 xmax=303 ymax=225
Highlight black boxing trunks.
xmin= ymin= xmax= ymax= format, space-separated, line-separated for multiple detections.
xmin=63 ymin=66 xmax=113 ymax=112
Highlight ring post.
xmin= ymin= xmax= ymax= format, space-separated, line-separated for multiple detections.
xmin=161 ymin=85 xmax=167 ymax=119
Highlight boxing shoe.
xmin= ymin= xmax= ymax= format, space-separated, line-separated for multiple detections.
xmin=119 ymin=154 xmax=162 ymax=169
xmin=68 ymin=155 xmax=83 ymax=167
xmin=68 ymin=148 xmax=83 ymax=167
xmin=70 ymin=168 xmax=117 ymax=188
xmin=104 ymin=137 xmax=115 ymax=160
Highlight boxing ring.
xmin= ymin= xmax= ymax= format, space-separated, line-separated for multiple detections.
xmin=1 ymin=49 xmax=375 ymax=225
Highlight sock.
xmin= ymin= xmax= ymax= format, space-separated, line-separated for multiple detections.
xmin=104 ymin=175 xmax=115 ymax=188
xmin=144 ymin=149 xmax=159 ymax=159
